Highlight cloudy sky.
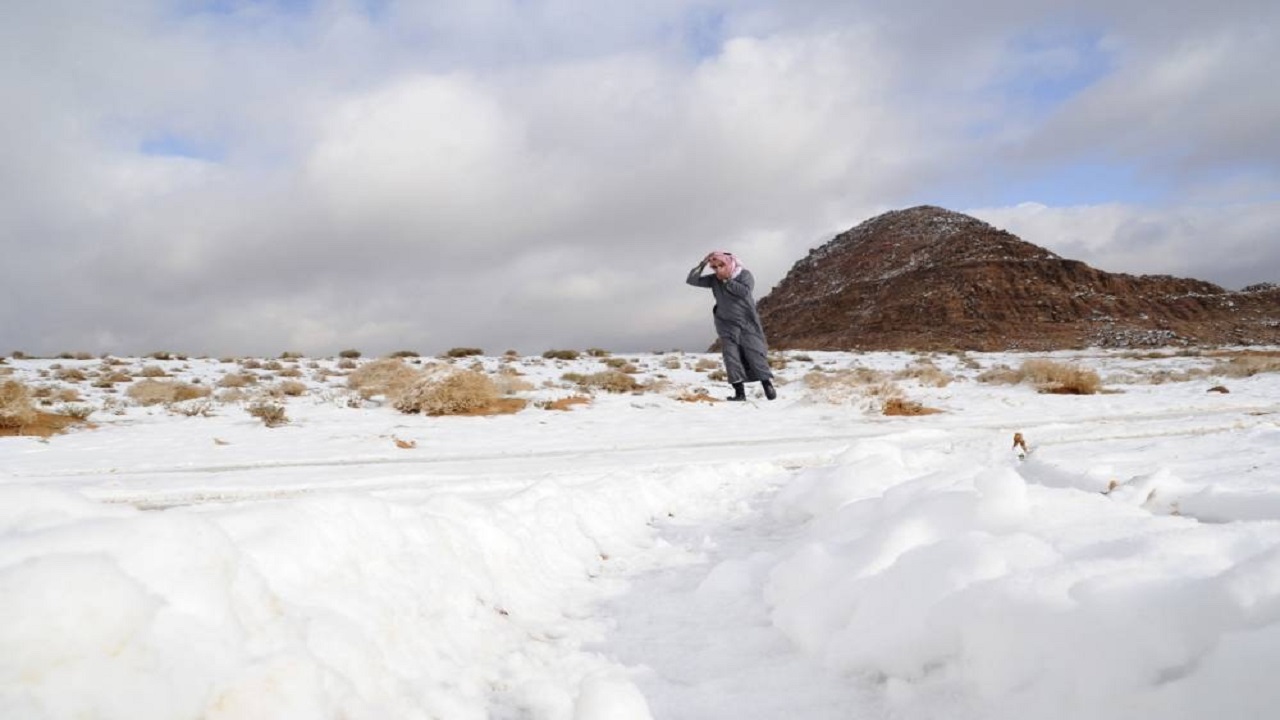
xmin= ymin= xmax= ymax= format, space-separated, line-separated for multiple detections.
xmin=3 ymin=0 xmax=1278 ymax=357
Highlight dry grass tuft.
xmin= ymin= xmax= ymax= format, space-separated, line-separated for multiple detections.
xmin=576 ymin=370 xmax=641 ymax=394
xmin=126 ymin=379 xmax=212 ymax=406
xmin=882 ymin=397 xmax=942 ymax=416
xmin=0 ymin=379 xmax=38 ymax=430
xmin=393 ymin=370 xmax=526 ymax=416
xmin=1212 ymin=353 xmax=1280 ymax=378
xmin=246 ymin=400 xmax=289 ymax=427
xmin=348 ymin=358 xmax=422 ymax=400
xmin=979 ymin=359 xmax=1102 ymax=395
xmin=893 ymin=359 xmax=953 ymax=387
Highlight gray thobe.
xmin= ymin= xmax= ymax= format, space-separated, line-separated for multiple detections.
xmin=686 ymin=263 xmax=774 ymax=384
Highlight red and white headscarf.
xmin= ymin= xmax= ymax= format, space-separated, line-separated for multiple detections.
xmin=708 ymin=251 xmax=742 ymax=278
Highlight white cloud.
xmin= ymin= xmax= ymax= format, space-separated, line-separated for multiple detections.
xmin=969 ymin=201 xmax=1280 ymax=290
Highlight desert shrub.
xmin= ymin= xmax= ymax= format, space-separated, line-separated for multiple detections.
xmin=389 ymin=350 xmax=420 ymax=358
xmin=58 ymin=403 xmax=96 ymax=420
xmin=976 ymin=365 xmax=1021 ymax=384
xmin=707 ymin=369 xmax=727 ymax=382
xmin=126 ymin=379 xmax=211 ymax=406
xmin=137 ymin=365 xmax=167 ymax=378
xmin=694 ymin=358 xmax=719 ymax=372
xmin=578 ymin=370 xmax=642 ymax=393
xmin=0 ymin=380 xmax=37 ymax=429
xmin=11 ymin=351 xmax=26 ymax=359
xmin=54 ymin=367 xmax=88 ymax=382
xmin=445 ymin=347 xmax=484 ymax=358
xmin=274 ymin=380 xmax=308 ymax=397
xmin=1019 ymin=359 xmax=1102 ymax=394
xmin=393 ymin=370 xmax=498 ymax=415
xmin=1213 ymin=354 xmax=1280 ymax=378
xmin=277 ymin=367 xmax=303 ymax=378
xmin=348 ymin=358 xmax=422 ymax=400
xmin=661 ymin=355 xmax=683 ymax=370
xmin=893 ymin=359 xmax=953 ymax=387
xmin=241 ymin=359 xmax=263 ymax=369
xmin=50 ymin=387 xmax=81 ymax=403
xmin=263 ymin=360 xmax=284 ymax=371
xmin=803 ymin=367 xmax=889 ymax=403
xmin=493 ymin=374 xmax=535 ymax=394
xmin=336 ymin=358 xmax=357 ymax=370
xmin=338 ymin=349 xmax=362 ymax=359
xmin=586 ymin=348 xmax=611 ymax=357
xmin=542 ymin=349 xmax=580 ymax=360
xmin=218 ymin=373 xmax=257 ymax=388
xmin=882 ymin=397 xmax=942 ymax=416
xmin=280 ymin=351 xmax=304 ymax=360
xmin=149 ymin=351 xmax=174 ymax=361
xmin=168 ymin=399 xmax=214 ymax=418
xmin=247 ymin=400 xmax=289 ymax=427
xmin=216 ymin=388 xmax=250 ymax=404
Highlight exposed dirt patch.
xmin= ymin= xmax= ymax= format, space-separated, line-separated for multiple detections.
xmin=542 ymin=396 xmax=592 ymax=411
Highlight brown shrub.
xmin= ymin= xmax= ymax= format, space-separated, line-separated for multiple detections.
xmin=218 ymin=373 xmax=258 ymax=388
xmin=893 ymin=360 xmax=953 ymax=387
xmin=1020 ymin=360 xmax=1102 ymax=394
xmin=247 ymin=400 xmax=289 ymax=427
xmin=0 ymin=380 xmax=37 ymax=429
xmin=137 ymin=365 xmax=168 ymax=378
xmin=126 ymin=379 xmax=212 ymax=406
xmin=978 ymin=359 xmax=1101 ymax=395
xmin=575 ymin=370 xmax=641 ymax=394
xmin=274 ymin=380 xmax=308 ymax=397
xmin=393 ymin=370 xmax=500 ymax=415
xmin=348 ymin=358 xmax=421 ymax=400
xmin=882 ymin=397 xmax=943 ymax=416
xmin=1213 ymin=354 xmax=1280 ymax=378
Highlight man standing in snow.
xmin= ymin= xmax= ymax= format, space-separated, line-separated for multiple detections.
xmin=686 ymin=251 xmax=777 ymax=402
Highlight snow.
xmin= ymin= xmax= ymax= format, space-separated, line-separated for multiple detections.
xmin=3 ymin=349 xmax=1280 ymax=719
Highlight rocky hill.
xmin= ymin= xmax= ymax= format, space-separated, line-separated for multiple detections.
xmin=757 ymin=206 xmax=1280 ymax=351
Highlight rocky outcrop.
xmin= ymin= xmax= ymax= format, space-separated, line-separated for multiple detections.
xmin=757 ymin=206 xmax=1280 ymax=351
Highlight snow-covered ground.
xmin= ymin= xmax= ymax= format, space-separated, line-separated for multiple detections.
xmin=3 ymin=348 xmax=1280 ymax=719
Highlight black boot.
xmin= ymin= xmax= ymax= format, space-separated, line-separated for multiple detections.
xmin=727 ymin=382 xmax=746 ymax=401
xmin=762 ymin=379 xmax=777 ymax=401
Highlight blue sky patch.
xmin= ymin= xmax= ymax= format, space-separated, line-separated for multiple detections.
xmin=139 ymin=133 xmax=226 ymax=162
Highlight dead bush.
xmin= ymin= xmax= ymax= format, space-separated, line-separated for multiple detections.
xmin=137 ymin=365 xmax=168 ymax=378
xmin=0 ymin=380 xmax=37 ymax=429
xmin=57 ymin=403 xmax=96 ymax=420
xmin=445 ymin=347 xmax=484 ymax=358
xmin=348 ymin=358 xmax=422 ymax=400
xmin=55 ymin=367 xmax=88 ymax=382
xmin=893 ymin=359 xmax=953 ymax=387
xmin=1020 ymin=359 xmax=1102 ymax=394
xmin=578 ymin=370 xmax=641 ymax=393
xmin=393 ymin=370 xmax=511 ymax=416
xmin=218 ymin=373 xmax=258 ymax=388
xmin=543 ymin=349 xmax=581 ymax=360
xmin=978 ymin=359 xmax=1102 ymax=394
xmin=882 ymin=397 xmax=942 ymax=416
xmin=246 ymin=400 xmax=289 ymax=427
xmin=694 ymin=357 xmax=719 ymax=371
xmin=1213 ymin=354 xmax=1280 ymax=378
xmin=273 ymin=380 xmax=308 ymax=397
xmin=126 ymin=379 xmax=211 ymax=406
